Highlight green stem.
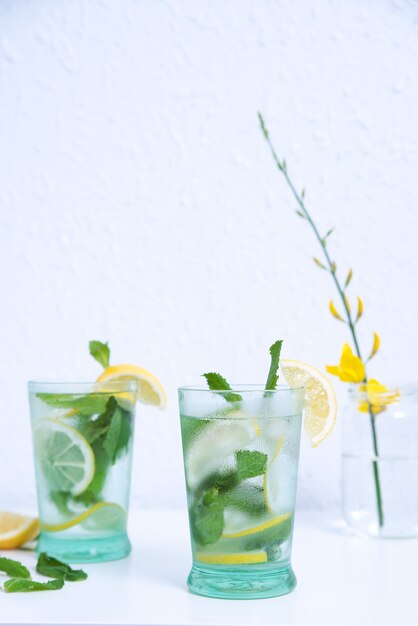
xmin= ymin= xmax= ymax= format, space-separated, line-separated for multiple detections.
xmin=260 ymin=115 xmax=384 ymax=528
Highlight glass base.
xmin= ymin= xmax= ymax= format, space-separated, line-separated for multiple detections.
xmin=36 ymin=532 xmax=131 ymax=563
xmin=188 ymin=563 xmax=297 ymax=599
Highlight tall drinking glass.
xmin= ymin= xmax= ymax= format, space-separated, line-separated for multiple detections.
xmin=28 ymin=380 xmax=137 ymax=563
xmin=178 ymin=385 xmax=304 ymax=599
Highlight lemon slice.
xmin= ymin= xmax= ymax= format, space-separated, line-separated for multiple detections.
xmin=263 ymin=436 xmax=285 ymax=514
xmin=34 ymin=419 xmax=95 ymax=496
xmin=0 ymin=512 xmax=40 ymax=549
xmin=185 ymin=419 xmax=259 ymax=489
xmin=41 ymin=502 xmax=126 ymax=533
xmin=222 ymin=513 xmax=291 ymax=539
xmin=281 ymin=359 xmax=337 ymax=447
xmin=195 ymin=551 xmax=267 ymax=565
xmin=97 ymin=364 xmax=166 ymax=409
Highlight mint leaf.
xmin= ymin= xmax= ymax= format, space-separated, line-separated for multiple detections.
xmin=0 ymin=557 xmax=30 ymax=579
xmin=265 ymin=339 xmax=283 ymax=390
xmin=37 ymin=393 xmax=110 ymax=416
xmin=4 ymin=577 xmax=64 ymax=593
xmin=103 ymin=406 xmax=123 ymax=462
xmin=236 ymin=450 xmax=267 ymax=481
xmin=76 ymin=397 xmax=133 ymax=499
xmin=202 ymin=373 xmax=242 ymax=403
xmin=221 ymin=483 xmax=267 ymax=516
xmin=192 ymin=502 xmax=224 ymax=546
xmin=89 ymin=340 xmax=110 ymax=369
xmin=36 ymin=553 xmax=87 ymax=582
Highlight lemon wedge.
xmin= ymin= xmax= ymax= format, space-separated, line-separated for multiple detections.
xmin=97 ymin=364 xmax=166 ymax=409
xmin=281 ymin=359 xmax=337 ymax=447
xmin=0 ymin=512 xmax=40 ymax=549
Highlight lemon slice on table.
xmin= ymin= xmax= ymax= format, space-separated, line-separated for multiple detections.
xmin=195 ymin=551 xmax=268 ymax=565
xmin=97 ymin=364 xmax=166 ymax=409
xmin=34 ymin=419 xmax=95 ymax=496
xmin=0 ymin=512 xmax=40 ymax=549
xmin=41 ymin=502 xmax=126 ymax=533
xmin=281 ymin=359 xmax=337 ymax=447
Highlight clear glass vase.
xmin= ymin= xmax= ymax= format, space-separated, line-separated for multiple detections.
xmin=342 ymin=384 xmax=418 ymax=538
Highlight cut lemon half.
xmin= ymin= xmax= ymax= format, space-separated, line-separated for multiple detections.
xmin=97 ymin=364 xmax=166 ymax=409
xmin=34 ymin=418 xmax=95 ymax=496
xmin=281 ymin=359 xmax=337 ymax=447
xmin=195 ymin=550 xmax=267 ymax=565
xmin=0 ymin=512 xmax=40 ymax=549
xmin=41 ymin=502 xmax=126 ymax=533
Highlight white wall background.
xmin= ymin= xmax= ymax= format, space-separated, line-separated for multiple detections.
xmin=1 ymin=0 xmax=418 ymax=513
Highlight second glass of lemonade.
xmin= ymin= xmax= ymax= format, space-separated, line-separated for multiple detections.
xmin=179 ymin=384 xmax=304 ymax=599
xmin=29 ymin=380 xmax=137 ymax=563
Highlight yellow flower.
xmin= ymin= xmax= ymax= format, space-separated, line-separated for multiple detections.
xmin=326 ymin=343 xmax=365 ymax=383
xmin=358 ymin=379 xmax=400 ymax=415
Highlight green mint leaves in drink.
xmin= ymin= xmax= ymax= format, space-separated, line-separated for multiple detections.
xmin=236 ymin=450 xmax=267 ymax=481
xmin=202 ymin=339 xmax=284 ymax=401
xmin=192 ymin=340 xmax=286 ymax=551
xmin=35 ymin=341 xmax=134 ymax=518
xmin=89 ymin=340 xmax=110 ymax=368
xmin=265 ymin=339 xmax=283 ymax=390
xmin=202 ymin=373 xmax=242 ymax=403
xmin=191 ymin=451 xmax=268 ymax=545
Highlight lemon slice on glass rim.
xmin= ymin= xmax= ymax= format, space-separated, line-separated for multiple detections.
xmin=97 ymin=364 xmax=166 ymax=409
xmin=281 ymin=359 xmax=337 ymax=447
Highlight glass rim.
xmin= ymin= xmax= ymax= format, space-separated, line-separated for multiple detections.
xmin=178 ymin=384 xmax=304 ymax=393
xmin=28 ymin=380 xmax=138 ymax=392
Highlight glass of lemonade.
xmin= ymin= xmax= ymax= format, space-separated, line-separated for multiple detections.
xmin=28 ymin=380 xmax=137 ymax=563
xmin=179 ymin=384 xmax=304 ymax=599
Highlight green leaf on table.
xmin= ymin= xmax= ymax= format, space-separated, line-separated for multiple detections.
xmin=89 ymin=340 xmax=111 ymax=369
xmin=202 ymin=373 xmax=242 ymax=403
xmin=236 ymin=450 xmax=267 ymax=481
xmin=36 ymin=553 xmax=87 ymax=582
xmin=0 ymin=557 xmax=30 ymax=579
xmin=4 ymin=577 xmax=64 ymax=593
xmin=36 ymin=393 xmax=111 ymax=416
xmin=265 ymin=339 xmax=283 ymax=391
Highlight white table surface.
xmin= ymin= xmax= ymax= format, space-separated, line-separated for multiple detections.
xmin=1 ymin=509 xmax=417 ymax=626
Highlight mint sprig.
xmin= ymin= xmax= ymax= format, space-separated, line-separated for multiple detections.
xmin=36 ymin=393 xmax=111 ymax=415
xmin=89 ymin=340 xmax=110 ymax=368
xmin=265 ymin=339 xmax=283 ymax=390
xmin=202 ymin=373 xmax=242 ymax=403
